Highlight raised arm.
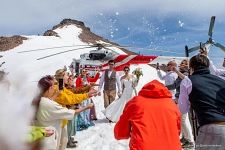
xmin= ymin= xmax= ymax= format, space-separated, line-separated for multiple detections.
xmin=200 ymin=49 xmax=225 ymax=77
xmin=55 ymin=88 xmax=89 ymax=105
xmin=75 ymin=103 xmax=94 ymax=114
xmin=209 ymin=59 xmax=225 ymax=76
xmin=157 ymin=69 xmax=166 ymax=80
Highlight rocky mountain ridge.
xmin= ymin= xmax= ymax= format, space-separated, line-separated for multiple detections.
xmin=0 ymin=19 xmax=136 ymax=55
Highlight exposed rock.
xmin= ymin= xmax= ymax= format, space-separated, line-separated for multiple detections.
xmin=2 ymin=18 xmax=135 ymax=55
xmin=43 ymin=30 xmax=59 ymax=37
xmin=0 ymin=35 xmax=27 ymax=51
xmin=79 ymin=25 xmax=136 ymax=55
xmin=50 ymin=18 xmax=136 ymax=55
xmin=52 ymin=19 xmax=85 ymax=30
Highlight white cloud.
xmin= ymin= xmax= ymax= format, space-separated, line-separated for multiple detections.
xmin=1 ymin=0 xmax=225 ymax=35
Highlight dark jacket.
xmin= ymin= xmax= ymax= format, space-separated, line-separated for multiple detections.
xmin=189 ymin=69 xmax=225 ymax=126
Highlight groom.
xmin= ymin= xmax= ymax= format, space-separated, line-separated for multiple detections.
xmin=98 ymin=60 xmax=122 ymax=108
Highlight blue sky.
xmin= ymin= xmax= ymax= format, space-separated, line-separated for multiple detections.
xmin=1 ymin=0 xmax=225 ymax=67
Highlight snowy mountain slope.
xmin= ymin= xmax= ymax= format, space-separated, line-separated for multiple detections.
xmin=0 ymin=23 xmax=162 ymax=150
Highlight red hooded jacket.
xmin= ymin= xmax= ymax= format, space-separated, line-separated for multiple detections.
xmin=114 ymin=80 xmax=181 ymax=150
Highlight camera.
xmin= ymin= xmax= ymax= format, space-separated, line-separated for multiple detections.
xmin=58 ymin=78 xmax=64 ymax=90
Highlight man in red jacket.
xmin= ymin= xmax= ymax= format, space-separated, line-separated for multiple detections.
xmin=114 ymin=80 xmax=181 ymax=150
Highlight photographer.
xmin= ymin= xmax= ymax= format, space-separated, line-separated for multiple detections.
xmin=178 ymin=54 xmax=225 ymax=150
xmin=156 ymin=60 xmax=178 ymax=99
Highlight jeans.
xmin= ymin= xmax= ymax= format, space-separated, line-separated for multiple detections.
xmin=196 ymin=124 xmax=225 ymax=150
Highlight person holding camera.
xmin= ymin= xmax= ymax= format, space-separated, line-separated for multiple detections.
xmin=178 ymin=54 xmax=225 ymax=150
xmin=156 ymin=60 xmax=178 ymax=99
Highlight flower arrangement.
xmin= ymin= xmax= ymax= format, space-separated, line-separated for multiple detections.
xmin=132 ymin=67 xmax=143 ymax=83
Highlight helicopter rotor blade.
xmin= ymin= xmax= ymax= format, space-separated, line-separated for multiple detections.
xmin=103 ymin=44 xmax=131 ymax=48
xmin=92 ymin=43 xmax=131 ymax=49
xmin=101 ymin=47 xmax=120 ymax=54
xmin=208 ymin=16 xmax=216 ymax=38
xmin=18 ymin=45 xmax=92 ymax=53
xmin=131 ymin=47 xmax=183 ymax=55
xmin=188 ymin=45 xmax=200 ymax=53
xmin=214 ymin=42 xmax=225 ymax=52
xmin=102 ymin=44 xmax=185 ymax=55
xmin=0 ymin=62 xmax=5 ymax=67
xmin=185 ymin=45 xmax=189 ymax=57
xmin=37 ymin=46 xmax=93 ymax=60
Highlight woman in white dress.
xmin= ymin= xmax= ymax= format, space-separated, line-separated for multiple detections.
xmin=104 ymin=66 xmax=137 ymax=122
xmin=34 ymin=75 xmax=93 ymax=150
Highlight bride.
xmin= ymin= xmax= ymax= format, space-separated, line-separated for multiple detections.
xmin=104 ymin=66 xmax=137 ymax=122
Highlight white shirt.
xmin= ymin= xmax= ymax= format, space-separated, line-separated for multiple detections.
xmin=157 ymin=70 xmax=178 ymax=98
xmin=98 ymin=70 xmax=122 ymax=93
xmin=209 ymin=59 xmax=225 ymax=80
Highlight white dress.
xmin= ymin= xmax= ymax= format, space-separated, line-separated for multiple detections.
xmin=36 ymin=97 xmax=75 ymax=150
xmin=104 ymin=77 xmax=137 ymax=122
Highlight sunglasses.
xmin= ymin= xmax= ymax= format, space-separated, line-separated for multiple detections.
xmin=124 ymin=69 xmax=129 ymax=72
xmin=167 ymin=64 xmax=172 ymax=66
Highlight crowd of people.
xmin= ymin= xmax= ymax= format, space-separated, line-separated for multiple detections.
xmin=115 ymin=48 xmax=225 ymax=150
xmin=0 ymin=48 xmax=225 ymax=150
